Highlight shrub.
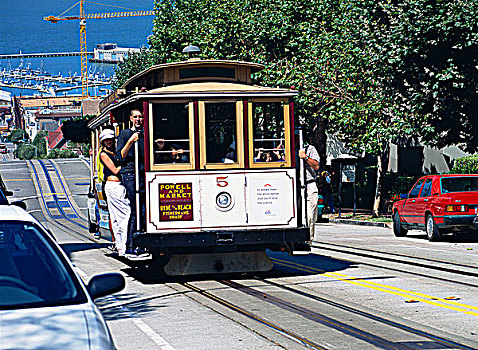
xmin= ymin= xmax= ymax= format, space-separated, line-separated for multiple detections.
xmin=47 ymin=148 xmax=78 ymax=159
xmin=383 ymin=173 xmax=417 ymax=198
xmin=450 ymin=155 xmax=478 ymax=174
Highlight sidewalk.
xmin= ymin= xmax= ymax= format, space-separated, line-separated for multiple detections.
xmin=319 ymin=213 xmax=392 ymax=229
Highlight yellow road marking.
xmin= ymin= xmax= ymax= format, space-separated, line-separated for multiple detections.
xmin=4 ymin=177 xmax=89 ymax=181
xmin=3 ymin=179 xmax=32 ymax=181
xmin=42 ymin=193 xmax=66 ymax=196
xmin=272 ymin=258 xmax=478 ymax=317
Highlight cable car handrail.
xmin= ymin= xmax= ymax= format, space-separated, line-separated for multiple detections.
xmin=253 ymin=138 xmax=285 ymax=141
xmin=154 ymin=138 xmax=190 ymax=142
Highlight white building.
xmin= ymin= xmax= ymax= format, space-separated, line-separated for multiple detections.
xmin=89 ymin=43 xmax=141 ymax=64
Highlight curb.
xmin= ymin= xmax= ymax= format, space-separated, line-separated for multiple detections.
xmin=328 ymin=218 xmax=392 ymax=228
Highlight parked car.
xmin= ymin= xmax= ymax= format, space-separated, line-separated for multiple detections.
xmin=0 ymin=175 xmax=26 ymax=209
xmin=0 ymin=205 xmax=125 ymax=349
xmin=0 ymin=143 xmax=7 ymax=154
xmin=392 ymin=174 xmax=478 ymax=241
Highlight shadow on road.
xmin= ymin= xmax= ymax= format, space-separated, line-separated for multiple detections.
xmin=113 ymin=250 xmax=356 ymax=285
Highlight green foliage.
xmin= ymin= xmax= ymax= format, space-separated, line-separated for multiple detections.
xmin=382 ymin=173 xmax=417 ymax=198
xmin=113 ymin=0 xmax=477 ymax=212
xmin=379 ymin=1 xmax=478 ymax=153
xmin=15 ymin=144 xmax=36 ymax=160
xmin=47 ymin=148 xmax=79 ymax=159
xmin=450 ymin=155 xmax=478 ymax=174
xmin=8 ymin=129 xmax=28 ymax=144
xmin=61 ymin=117 xmax=91 ymax=144
xmin=33 ymin=131 xmax=48 ymax=158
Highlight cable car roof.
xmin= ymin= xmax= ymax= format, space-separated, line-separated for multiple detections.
xmin=88 ymin=81 xmax=297 ymax=129
xmin=121 ymin=59 xmax=265 ymax=91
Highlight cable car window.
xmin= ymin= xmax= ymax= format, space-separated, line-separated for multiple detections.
xmin=180 ymin=67 xmax=235 ymax=80
xmin=204 ymin=102 xmax=237 ymax=164
xmin=152 ymin=103 xmax=191 ymax=165
xmin=252 ymin=102 xmax=286 ymax=163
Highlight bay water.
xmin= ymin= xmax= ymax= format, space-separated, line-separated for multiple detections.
xmin=0 ymin=0 xmax=154 ymax=97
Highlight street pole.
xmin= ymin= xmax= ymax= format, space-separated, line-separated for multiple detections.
xmin=338 ymin=162 xmax=342 ymax=218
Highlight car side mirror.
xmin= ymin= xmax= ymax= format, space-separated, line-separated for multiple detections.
xmin=87 ymin=192 xmax=96 ymax=199
xmin=5 ymin=190 xmax=13 ymax=196
xmin=87 ymin=273 xmax=125 ymax=300
xmin=400 ymin=193 xmax=409 ymax=199
xmin=11 ymin=201 xmax=27 ymax=210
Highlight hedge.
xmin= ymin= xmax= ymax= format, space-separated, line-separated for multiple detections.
xmin=450 ymin=155 xmax=478 ymax=174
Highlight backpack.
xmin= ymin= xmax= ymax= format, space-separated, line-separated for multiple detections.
xmin=321 ymin=171 xmax=331 ymax=185
xmin=96 ymin=150 xmax=105 ymax=183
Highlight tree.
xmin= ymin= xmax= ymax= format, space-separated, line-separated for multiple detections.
xmin=114 ymin=0 xmax=412 ymax=216
xmin=33 ymin=131 xmax=48 ymax=158
xmin=380 ymin=0 xmax=478 ymax=152
xmin=115 ymin=0 xmax=477 ymax=216
xmin=61 ymin=117 xmax=90 ymax=144
xmin=8 ymin=129 xmax=28 ymax=144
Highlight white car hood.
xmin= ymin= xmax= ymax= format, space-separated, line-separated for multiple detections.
xmin=0 ymin=303 xmax=113 ymax=350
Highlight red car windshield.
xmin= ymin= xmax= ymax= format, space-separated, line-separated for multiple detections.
xmin=441 ymin=177 xmax=478 ymax=193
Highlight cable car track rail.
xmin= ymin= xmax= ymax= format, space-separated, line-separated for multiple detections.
xmin=174 ymin=279 xmax=476 ymax=350
xmin=254 ymin=278 xmax=477 ymax=350
xmin=314 ymin=241 xmax=478 ymax=272
xmin=28 ymin=159 xmax=92 ymax=235
xmin=311 ymin=242 xmax=478 ymax=288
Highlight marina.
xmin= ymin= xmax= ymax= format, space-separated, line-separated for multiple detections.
xmin=0 ymin=60 xmax=113 ymax=97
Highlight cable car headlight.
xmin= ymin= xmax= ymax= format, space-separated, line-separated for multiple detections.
xmin=216 ymin=192 xmax=234 ymax=211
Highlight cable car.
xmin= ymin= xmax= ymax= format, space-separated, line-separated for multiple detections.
xmin=88 ymin=51 xmax=310 ymax=275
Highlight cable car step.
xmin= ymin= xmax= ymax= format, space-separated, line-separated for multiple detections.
xmin=216 ymin=233 xmax=234 ymax=244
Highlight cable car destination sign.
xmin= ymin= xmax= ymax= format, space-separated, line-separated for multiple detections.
xmin=159 ymin=183 xmax=193 ymax=221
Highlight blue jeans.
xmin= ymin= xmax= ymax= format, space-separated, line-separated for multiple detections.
xmin=121 ymin=172 xmax=145 ymax=250
xmin=323 ymin=190 xmax=335 ymax=213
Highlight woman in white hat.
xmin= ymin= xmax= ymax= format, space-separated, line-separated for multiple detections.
xmin=99 ymin=128 xmax=130 ymax=257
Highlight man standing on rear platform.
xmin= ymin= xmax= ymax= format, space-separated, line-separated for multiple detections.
xmin=297 ymin=139 xmax=320 ymax=241
xmin=116 ymin=109 xmax=146 ymax=258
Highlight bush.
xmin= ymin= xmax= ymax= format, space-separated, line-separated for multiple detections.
xmin=382 ymin=173 xmax=418 ymax=198
xmin=47 ymin=149 xmax=79 ymax=159
xmin=19 ymin=145 xmax=36 ymax=160
xmin=14 ymin=143 xmax=40 ymax=160
xmin=450 ymin=155 xmax=478 ymax=174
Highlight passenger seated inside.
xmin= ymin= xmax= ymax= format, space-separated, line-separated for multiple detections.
xmin=223 ymin=141 xmax=236 ymax=163
xmin=255 ymin=148 xmax=281 ymax=162
xmin=154 ymin=139 xmax=189 ymax=164
xmin=272 ymin=143 xmax=286 ymax=161
xmin=168 ymin=144 xmax=189 ymax=163
xmin=254 ymin=148 xmax=270 ymax=162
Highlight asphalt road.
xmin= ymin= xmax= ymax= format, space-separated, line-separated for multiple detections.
xmin=1 ymin=158 xmax=478 ymax=349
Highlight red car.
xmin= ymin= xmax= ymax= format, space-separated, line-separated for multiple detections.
xmin=392 ymin=174 xmax=478 ymax=241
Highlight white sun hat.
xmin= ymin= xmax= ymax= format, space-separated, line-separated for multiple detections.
xmin=99 ymin=129 xmax=115 ymax=142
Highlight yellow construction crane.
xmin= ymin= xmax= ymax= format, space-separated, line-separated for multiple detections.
xmin=44 ymin=0 xmax=154 ymax=98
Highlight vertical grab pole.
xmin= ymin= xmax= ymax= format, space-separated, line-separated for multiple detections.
xmin=299 ymin=129 xmax=306 ymax=226
xmin=135 ymin=140 xmax=140 ymax=232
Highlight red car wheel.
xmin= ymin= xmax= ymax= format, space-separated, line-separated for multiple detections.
xmin=392 ymin=212 xmax=407 ymax=237
xmin=426 ymin=214 xmax=441 ymax=241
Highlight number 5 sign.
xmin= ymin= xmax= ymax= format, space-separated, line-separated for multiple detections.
xmin=216 ymin=176 xmax=229 ymax=187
